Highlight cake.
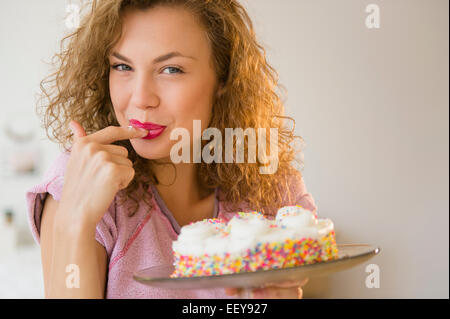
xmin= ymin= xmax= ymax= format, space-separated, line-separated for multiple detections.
xmin=170 ymin=205 xmax=338 ymax=278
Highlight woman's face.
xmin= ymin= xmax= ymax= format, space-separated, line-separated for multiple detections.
xmin=109 ymin=6 xmax=219 ymax=161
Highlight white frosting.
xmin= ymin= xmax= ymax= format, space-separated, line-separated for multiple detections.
xmin=172 ymin=206 xmax=334 ymax=257
xmin=228 ymin=213 xmax=272 ymax=238
xmin=172 ymin=222 xmax=220 ymax=256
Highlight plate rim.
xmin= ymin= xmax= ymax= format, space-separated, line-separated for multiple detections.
xmin=133 ymin=243 xmax=381 ymax=283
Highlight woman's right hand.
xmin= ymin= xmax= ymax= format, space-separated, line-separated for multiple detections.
xmin=57 ymin=120 xmax=148 ymax=229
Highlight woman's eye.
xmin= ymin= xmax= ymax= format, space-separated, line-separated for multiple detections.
xmin=162 ymin=66 xmax=184 ymax=75
xmin=111 ymin=64 xmax=183 ymax=75
xmin=111 ymin=64 xmax=132 ymax=72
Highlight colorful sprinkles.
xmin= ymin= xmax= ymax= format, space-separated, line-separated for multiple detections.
xmin=170 ymin=229 xmax=339 ymax=278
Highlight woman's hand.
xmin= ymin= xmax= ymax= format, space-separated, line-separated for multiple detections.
xmin=224 ymin=277 xmax=309 ymax=299
xmin=57 ymin=120 xmax=148 ymax=228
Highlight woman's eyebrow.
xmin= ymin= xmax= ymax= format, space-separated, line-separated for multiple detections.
xmin=111 ymin=51 xmax=197 ymax=64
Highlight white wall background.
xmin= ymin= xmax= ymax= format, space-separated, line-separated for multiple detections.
xmin=0 ymin=0 xmax=448 ymax=298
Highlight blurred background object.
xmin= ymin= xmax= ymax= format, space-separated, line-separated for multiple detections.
xmin=0 ymin=206 xmax=44 ymax=298
xmin=1 ymin=116 xmax=41 ymax=178
xmin=0 ymin=208 xmax=18 ymax=255
xmin=0 ymin=0 xmax=448 ymax=298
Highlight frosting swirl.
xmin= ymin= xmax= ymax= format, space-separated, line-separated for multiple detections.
xmin=172 ymin=206 xmax=334 ymax=257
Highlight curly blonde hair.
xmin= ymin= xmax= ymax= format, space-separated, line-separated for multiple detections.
xmin=37 ymin=0 xmax=306 ymax=217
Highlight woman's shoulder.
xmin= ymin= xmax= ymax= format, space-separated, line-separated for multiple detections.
xmin=43 ymin=151 xmax=71 ymax=179
xmin=29 ymin=151 xmax=71 ymax=201
xmin=25 ymin=151 xmax=71 ymax=210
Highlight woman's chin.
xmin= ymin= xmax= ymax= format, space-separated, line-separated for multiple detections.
xmin=130 ymin=141 xmax=172 ymax=161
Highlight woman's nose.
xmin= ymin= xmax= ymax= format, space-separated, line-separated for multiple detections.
xmin=130 ymin=74 xmax=160 ymax=109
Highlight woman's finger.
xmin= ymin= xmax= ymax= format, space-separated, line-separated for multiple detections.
xmin=99 ymin=144 xmax=129 ymax=157
xmin=69 ymin=120 xmax=87 ymax=140
xmin=263 ymin=277 xmax=309 ymax=288
xmin=225 ymin=277 xmax=309 ymax=298
xmin=251 ymin=286 xmax=302 ymax=299
xmin=225 ymin=287 xmax=253 ymax=298
xmin=224 ymin=288 xmax=235 ymax=296
xmin=105 ymin=153 xmax=133 ymax=167
xmin=85 ymin=125 xmax=148 ymax=145
xmin=225 ymin=288 xmax=240 ymax=296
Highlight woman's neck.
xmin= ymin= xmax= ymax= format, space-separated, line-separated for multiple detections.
xmin=153 ymin=161 xmax=205 ymax=202
xmin=150 ymin=160 xmax=216 ymax=226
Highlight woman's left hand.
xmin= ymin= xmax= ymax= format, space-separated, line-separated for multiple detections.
xmin=224 ymin=277 xmax=309 ymax=299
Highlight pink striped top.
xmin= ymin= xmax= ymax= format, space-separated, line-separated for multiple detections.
xmin=25 ymin=151 xmax=317 ymax=298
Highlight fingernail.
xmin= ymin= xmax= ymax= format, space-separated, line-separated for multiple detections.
xmin=129 ymin=126 xmax=147 ymax=135
xmin=138 ymin=129 xmax=148 ymax=136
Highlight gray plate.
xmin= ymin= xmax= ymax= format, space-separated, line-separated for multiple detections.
xmin=133 ymin=244 xmax=380 ymax=289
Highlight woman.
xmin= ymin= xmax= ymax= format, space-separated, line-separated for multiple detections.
xmin=26 ymin=0 xmax=317 ymax=298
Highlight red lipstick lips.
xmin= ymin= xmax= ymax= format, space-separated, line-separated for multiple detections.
xmin=129 ymin=119 xmax=166 ymax=140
